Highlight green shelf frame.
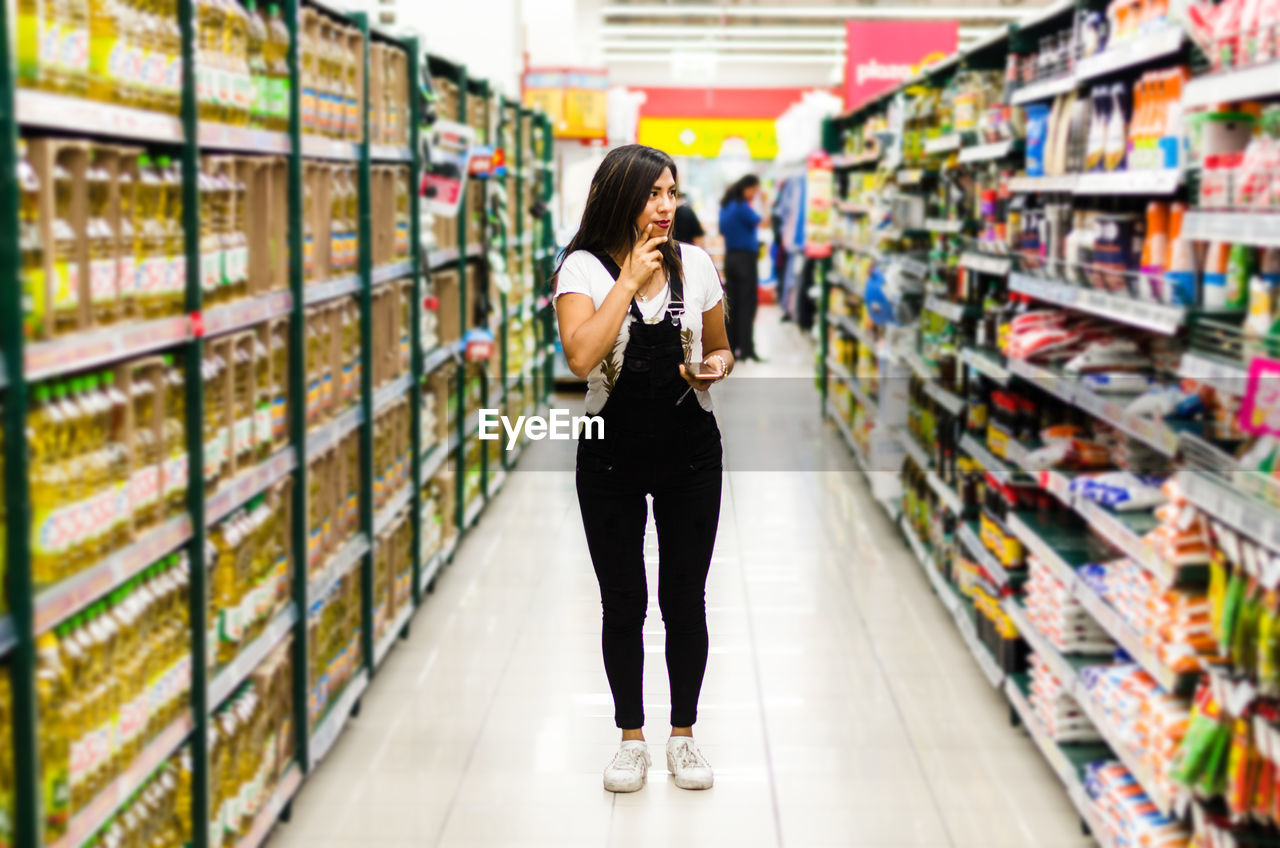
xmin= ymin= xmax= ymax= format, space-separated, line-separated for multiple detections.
xmin=0 ymin=3 xmax=555 ymax=844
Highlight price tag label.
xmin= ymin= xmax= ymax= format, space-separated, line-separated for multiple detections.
xmin=1240 ymin=357 xmax=1280 ymax=438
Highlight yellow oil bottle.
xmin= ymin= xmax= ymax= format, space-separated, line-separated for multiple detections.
xmin=197 ymin=163 xmax=220 ymax=306
xmin=344 ymin=34 xmax=358 ymax=140
xmin=224 ymin=0 xmax=250 ymax=126
xmin=158 ymin=0 xmax=183 ymax=114
xmin=15 ymin=0 xmax=50 ymax=89
xmin=395 ymin=169 xmax=409 ymax=259
xmin=86 ymin=0 xmax=121 ymax=102
xmin=328 ymin=170 xmax=344 ymax=274
xmin=162 ymin=355 xmax=188 ymax=517
xmin=28 ymin=384 xmax=66 ymax=586
xmin=115 ymin=159 xmax=136 ymax=321
xmin=269 ymin=324 xmax=287 ymax=447
xmin=102 ymin=371 xmax=130 ymax=549
xmin=35 ymin=632 xmax=71 ymax=839
xmin=18 ymin=140 xmax=46 ymax=340
xmin=299 ymin=17 xmax=316 ymax=134
xmin=134 ymin=155 xmax=165 ymax=319
xmin=226 ymin=169 xmax=249 ymax=300
xmin=253 ymin=335 xmax=271 ymax=461
xmin=87 ymin=154 xmax=118 ymax=325
xmin=58 ymin=0 xmax=92 ymax=96
xmin=301 ymin=174 xmax=314 ymax=281
xmin=157 ymin=156 xmax=184 ymax=315
xmin=231 ymin=344 xmax=253 ymax=468
xmin=195 ymin=0 xmax=220 ymax=120
xmin=245 ymin=0 xmax=266 ymax=128
xmin=51 ymin=160 xmax=81 ymax=336
xmin=129 ymin=361 xmax=159 ymax=527
xmin=265 ymin=4 xmax=289 ymax=132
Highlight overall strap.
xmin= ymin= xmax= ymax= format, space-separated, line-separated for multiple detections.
xmin=590 ymin=250 xmax=684 ymax=321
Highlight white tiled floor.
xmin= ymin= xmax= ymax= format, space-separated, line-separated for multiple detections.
xmin=270 ymin=309 xmax=1094 ymax=847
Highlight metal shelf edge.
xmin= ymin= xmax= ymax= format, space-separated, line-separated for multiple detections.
xmin=306 ymin=533 xmax=371 ymax=606
xmin=206 ymin=447 xmax=298 ymax=527
xmin=234 ymin=763 xmax=303 ymax=848
xmin=209 ymin=603 xmax=298 ymax=707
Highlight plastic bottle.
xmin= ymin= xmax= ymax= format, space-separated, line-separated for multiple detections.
xmin=59 ymin=0 xmax=92 ymax=95
xmin=35 ymin=632 xmax=71 ymax=838
xmin=344 ymin=30 xmax=359 ymax=140
xmin=162 ymin=355 xmax=188 ymax=517
xmin=1226 ymin=243 xmax=1255 ymax=309
xmin=227 ymin=168 xmax=249 ymax=299
xmin=299 ymin=14 xmax=316 ymax=134
xmin=86 ymin=0 xmax=122 ymax=102
xmin=265 ymin=4 xmax=289 ymax=131
xmin=15 ymin=0 xmax=49 ymax=88
xmin=1203 ymin=241 xmax=1231 ymax=309
xmin=223 ymin=0 xmax=250 ymax=126
xmin=135 ymin=154 xmax=164 ymax=318
xmin=51 ymin=160 xmax=81 ymax=335
xmin=1140 ymin=202 xmax=1169 ymax=301
xmin=158 ymin=155 xmax=184 ymax=314
xmin=115 ymin=160 xmax=136 ymax=321
xmin=28 ymin=384 xmax=67 ymax=585
xmin=130 ymin=361 xmax=159 ymax=526
xmin=86 ymin=154 xmax=118 ymax=325
xmin=244 ymin=0 xmax=267 ymax=127
xmin=196 ymin=0 xmax=219 ymax=119
xmin=198 ymin=163 xmax=221 ymax=305
xmin=18 ymin=140 xmax=47 ymax=339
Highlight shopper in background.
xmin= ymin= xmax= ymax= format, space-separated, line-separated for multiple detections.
xmin=553 ymin=144 xmax=732 ymax=795
xmin=719 ymin=174 xmax=762 ymax=361
xmin=673 ymin=196 xmax=705 ymax=246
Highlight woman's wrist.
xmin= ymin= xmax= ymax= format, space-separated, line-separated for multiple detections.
xmin=705 ymin=353 xmax=728 ymax=381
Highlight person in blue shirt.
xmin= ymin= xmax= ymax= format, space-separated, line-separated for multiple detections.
xmin=718 ymin=175 xmax=762 ymax=361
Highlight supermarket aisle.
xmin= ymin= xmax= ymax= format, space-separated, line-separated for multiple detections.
xmin=270 ymin=309 xmax=1092 ymax=848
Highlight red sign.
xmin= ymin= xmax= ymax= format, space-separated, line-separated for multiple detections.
xmin=844 ymin=21 xmax=959 ymax=110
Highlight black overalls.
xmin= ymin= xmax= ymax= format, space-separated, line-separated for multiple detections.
xmin=575 ymin=253 xmax=723 ymax=731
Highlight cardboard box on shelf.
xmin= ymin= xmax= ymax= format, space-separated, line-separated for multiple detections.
xmin=28 ymin=139 xmax=91 ymax=338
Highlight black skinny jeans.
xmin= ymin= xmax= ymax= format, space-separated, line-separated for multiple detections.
xmin=576 ymin=462 xmax=722 ymax=729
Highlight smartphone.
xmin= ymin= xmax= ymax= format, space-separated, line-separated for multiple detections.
xmin=683 ymin=362 xmax=718 ymax=378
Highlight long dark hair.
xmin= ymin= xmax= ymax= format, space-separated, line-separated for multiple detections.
xmin=553 ymin=144 xmax=684 ymax=291
xmin=720 ymin=174 xmax=759 ymax=208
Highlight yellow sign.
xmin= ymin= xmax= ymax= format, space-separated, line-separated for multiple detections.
xmin=523 ymin=87 xmax=563 ymax=130
xmin=638 ymin=117 xmax=778 ymax=160
xmin=523 ymin=69 xmax=608 ymax=139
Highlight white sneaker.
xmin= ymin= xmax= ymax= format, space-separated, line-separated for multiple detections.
xmin=666 ymin=737 xmax=714 ymax=790
xmin=603 ymin=740 xmax=651 ymax=793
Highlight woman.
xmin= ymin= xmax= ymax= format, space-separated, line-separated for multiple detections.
xmin=718 ymin=175 xmax=762 ymax=361
xmin=554 ymin=145 xmax=732 ymax=794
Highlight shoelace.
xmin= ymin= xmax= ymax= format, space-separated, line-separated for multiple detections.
xmin=670 ymin=741 xmax=709 ymax=771
xmin=611 ymin=747 xmax=647 ymax=772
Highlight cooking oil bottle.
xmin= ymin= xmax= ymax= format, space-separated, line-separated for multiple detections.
xmin=299 ymin=14 xmax=316 ymax=134
xmin=28 ymin=384 xmax=64 ymax=586
xmin=51 ymin=159 xmax=80 ymax=336
xmin=35 ymin=632 xmax=70 ymax=839
xmin=60 ymin=0 xmax=92 ymax=96
xmin=195 ymin=0 xmax=220 ymax=120
xmin=302 ymin=173 xmax=315 ymax=280
xmin=245 ymin=0 xmax=266 ymax=128
xmin=129 ymin=361 xmax=159 ymax=527
xmin=135 ymin=154 xmax=164 ymax=318
xmin=231 ymin=343 xmax=253 ymax=467
xmin=115 ymin=159 xmax=136 ymax=321
xmin=227 ymin=168 xmax=249 ymax=300
xmin=86 ymin=153 xmax=118 ymax=325
xmin=18 ymin=140 xmax=46 ymax=339
xmin=198 ymin=163 xmax=221 ymax=306
xmin=329 ymin=169 xmax=345 ymax=274
xmin=253 ymin=334 xmax=272 ymax=460
xmin=344 ymin=34 xmax=358 ymax=139
xmin=162 ymin=355 xmax=188 ymax=517
xmin=15 ymin=0 xmax=49 ymax=88
xmin=265 ymin=4 xmax=289 ymax=132
xmin=87 ymin=0 xmax=121 ymax=102
xmin=395 ymin=169 xmax=409 ymax=259
xmin=269 ymin=323 xmax=287 ymax=447
xmin=223 ymin=0 xmax=250 ymax=126
xmin=102 ymin=371 xmax=130 ymax=549
xmin=157 ymin=156 xmax=184 ymax=315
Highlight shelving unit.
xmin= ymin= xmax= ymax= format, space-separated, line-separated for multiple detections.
xmin=0 ymin=8 xmax=557 ymax=846
xmin=817 ymin=10 xmax=1274 ymax=841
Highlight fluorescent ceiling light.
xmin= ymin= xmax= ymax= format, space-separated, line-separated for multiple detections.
xmin=601 ymin=24 xmax=1003 ymax=39
xmin=602 ymin=4 xmax=1036 ymax=20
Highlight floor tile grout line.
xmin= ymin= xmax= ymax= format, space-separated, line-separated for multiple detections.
xmin=430 ymin=473 xmax=573 ymax=848
xmin=724 ymin=467 xmax=787 ymax=848
xmin=811 ymin=464 xmax=959 ymax=848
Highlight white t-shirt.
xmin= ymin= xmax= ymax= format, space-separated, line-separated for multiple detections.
xmin=555 ymin=243 xmax=724 ymax=414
